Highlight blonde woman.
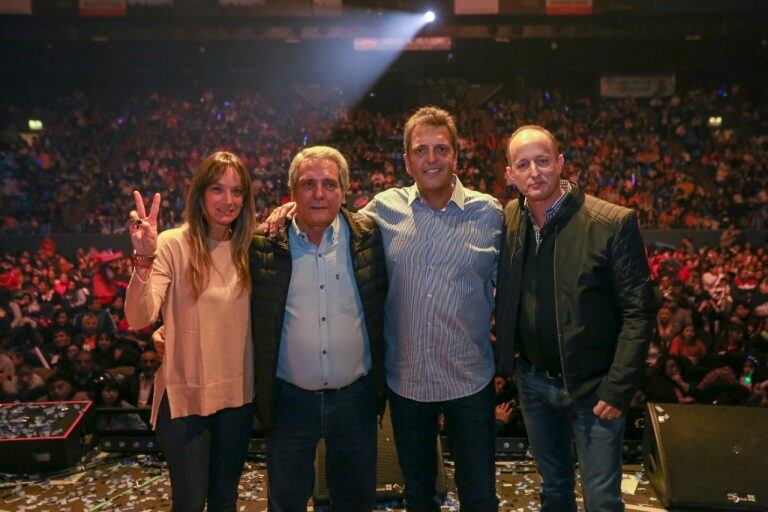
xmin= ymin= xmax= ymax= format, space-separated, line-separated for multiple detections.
xmin=125 ymin=151 xmax=255 ymax=512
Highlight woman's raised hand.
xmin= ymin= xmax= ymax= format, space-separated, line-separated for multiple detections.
xmin=129 ymin=191 xmax=161 ymax=256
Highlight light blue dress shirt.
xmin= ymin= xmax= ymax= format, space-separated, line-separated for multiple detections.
xmin=361 ymin=176 xmax=502 ymax=401
xmin=276 ymin=214 xmax=371 ymax=390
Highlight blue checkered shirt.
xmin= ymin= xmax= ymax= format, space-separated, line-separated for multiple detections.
xmin=522 ymin=180 xmax=572 ymax=246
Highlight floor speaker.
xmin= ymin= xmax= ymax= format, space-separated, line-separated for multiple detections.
xmin=643 ymin=402 xmax=768 ymax=510
xmin=313 ymin=407 xmax=447 ymax=504
xmin=0 ymin=401 xmax=94 ymax=473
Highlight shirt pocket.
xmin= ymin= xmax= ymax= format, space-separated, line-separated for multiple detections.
xmin=334 ymin=268 xmax=361 ymax=318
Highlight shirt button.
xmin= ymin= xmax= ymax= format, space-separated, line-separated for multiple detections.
xmin=322 ymin=350 xmax=327 ymax=355
xmin=321 ymin=317 xmax=326 ymax=322
xmin=320 ymin=285 xmax=325 ymax=290
xmin=318 ymin=254 xmax=323 ymax=258
xmin=427 ymin=294 xmax=432 ymax=298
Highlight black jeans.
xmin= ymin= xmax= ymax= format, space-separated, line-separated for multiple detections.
xmin=388 ymin=382 xmax=498 ymax=512
xmin=155 ymin=394 xmax=254 ymax=512
xmin=266 ymin=376 xmax=377 ymax=512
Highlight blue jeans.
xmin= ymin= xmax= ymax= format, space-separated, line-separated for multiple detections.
xmin=155 ymin=394 xmax=255 ymax=512
xmin=516 ymin=359 xmax=626 ymax=512
xmin=388 ymin=382 xmax=497 ymax=512
xmin=267 ymin=375 xmax=377 ymax=512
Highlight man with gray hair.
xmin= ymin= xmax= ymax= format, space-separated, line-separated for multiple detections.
xmin=250 ymin=145 xmax=388 ymax=511
xmin=265 ymin=108 xmax=502 ymax=512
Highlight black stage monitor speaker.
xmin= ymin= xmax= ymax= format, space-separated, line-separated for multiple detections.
xmin=0 ymin=401 xmax=94 ymax=473
xmin=313 ymin=408 xmax=447 ymax=504
xmin=643 ymin=402 xmax=768 ymax=510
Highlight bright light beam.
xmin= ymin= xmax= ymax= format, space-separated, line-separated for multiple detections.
xmin=333 ymin=11 xmax=431 ymax=104
xmin=293 ymin=10 xmax=433 ymax=120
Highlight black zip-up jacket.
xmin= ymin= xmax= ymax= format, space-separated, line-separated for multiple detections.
xmin=495 ymin=182 xmax=655 ymax=411
xmin=249 ymin=208 xmax=388 ymax=432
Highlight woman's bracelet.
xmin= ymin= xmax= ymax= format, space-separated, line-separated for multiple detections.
xmin=133 ymin=251 xmax=157 ymax=266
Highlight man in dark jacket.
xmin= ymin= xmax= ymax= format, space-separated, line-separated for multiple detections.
xmin=121 ymin=349 xmax=159 ymax=408
xmin=264 ymin=108 xmax=502 ymax=511
xmin=496 ymin=126 xmax=655 ymax=512
xmin=250 ymin=146 xmax=387 ymax=512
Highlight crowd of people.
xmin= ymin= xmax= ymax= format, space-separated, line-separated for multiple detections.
xmin=494 ymin=235 xmax=768 ymax=436
xmin=638 ymin=237 xmax=768 ymax=406
xmin=0 ymin=87 xmax=766 ymax=510
xmin=1 ymin=83 xmax=766 ymax=234
xmin=490 ymin=86 xmax=768 ymax=229
xmin=1 ymin=89 xmax=767 ymax=428
xmin=0 ymin=85 xmax=766 ymax=511
xmin=1 ymin=231 xmax=766 ymax=435
xmin=0 ymin=243 xmax=157 ymax=428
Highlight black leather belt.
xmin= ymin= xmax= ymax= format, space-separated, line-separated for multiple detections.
xmin=310 ymin=374 xmax=368 ymax=393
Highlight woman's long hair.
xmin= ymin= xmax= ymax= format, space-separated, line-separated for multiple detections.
xmin=184 ymin=151 xmax=255 ymax=300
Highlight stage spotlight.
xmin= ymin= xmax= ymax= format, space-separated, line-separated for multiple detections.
xmin=424 ymin=10 xmax=436 ymax=23
xmin=28 ymin=120 xmax=43 ymax=131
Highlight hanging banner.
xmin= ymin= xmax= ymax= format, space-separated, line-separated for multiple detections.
xmin=219 ymin=0 xmax=266 ymax=5
xmin=600 ymin=74 xmax=676 ymax=98
xmin=500 ymin=0 xmax=543 ymax=15
xmin=79 ymin=0 xmax=126 ymax=16
xmin=126 ymin=0 xmax=173 ymax=5
xmin=354 ymin=37 xmax=452 ymax=52
xmin=0 ymin=0 xmax=32 ymax=14
xmin=455 ymin=0 xmax=499 ymax=14
xmin=545 ymin=0 xmax=592 ymax=15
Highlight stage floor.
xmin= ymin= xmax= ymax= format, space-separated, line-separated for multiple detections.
xmin=0 ymin=454 xmax=670 ymax=512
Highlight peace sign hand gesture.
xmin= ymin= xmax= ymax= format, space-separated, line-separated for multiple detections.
xmin=129 ymin=191 xmax=161 ymax=256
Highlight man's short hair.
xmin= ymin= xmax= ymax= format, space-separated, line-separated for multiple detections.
xmin=403 ymin=106 xmax=458 ymax=155
xmin=288 ymin=146 xmax=350 ymax=194
xmin=506 ymin=125 xmax=560 ymax=162
xmin=46 ymin=373 xmax=73 ymax=387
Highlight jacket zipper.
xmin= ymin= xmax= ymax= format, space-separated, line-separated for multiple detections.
xmin=509 ymin=215 xmax=523 ymax=270
xmin=552 ymin=226 xmax=571 ymax=396
xmin=270 ymin=238 xmax=291 ymax=420
xmin=499 ymin=214 xmax=523 ymax=371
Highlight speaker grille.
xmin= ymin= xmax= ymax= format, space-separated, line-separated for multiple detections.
xmin=644 ymin=402 xmax=768 ymax=510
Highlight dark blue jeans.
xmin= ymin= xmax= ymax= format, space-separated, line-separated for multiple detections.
xmin=155 ymin=394 xmax=255 ymax=512
xmin=516 ymin=358 xmax=626 ymax=512
xmin=388 ymin=382 xmax=497 ymax=512
xmin=267 ymin=375 xmax=377 ymax=512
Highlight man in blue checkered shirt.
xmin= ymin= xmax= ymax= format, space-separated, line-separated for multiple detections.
xmin=496 ymin=125 xmax=655 ymax=512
